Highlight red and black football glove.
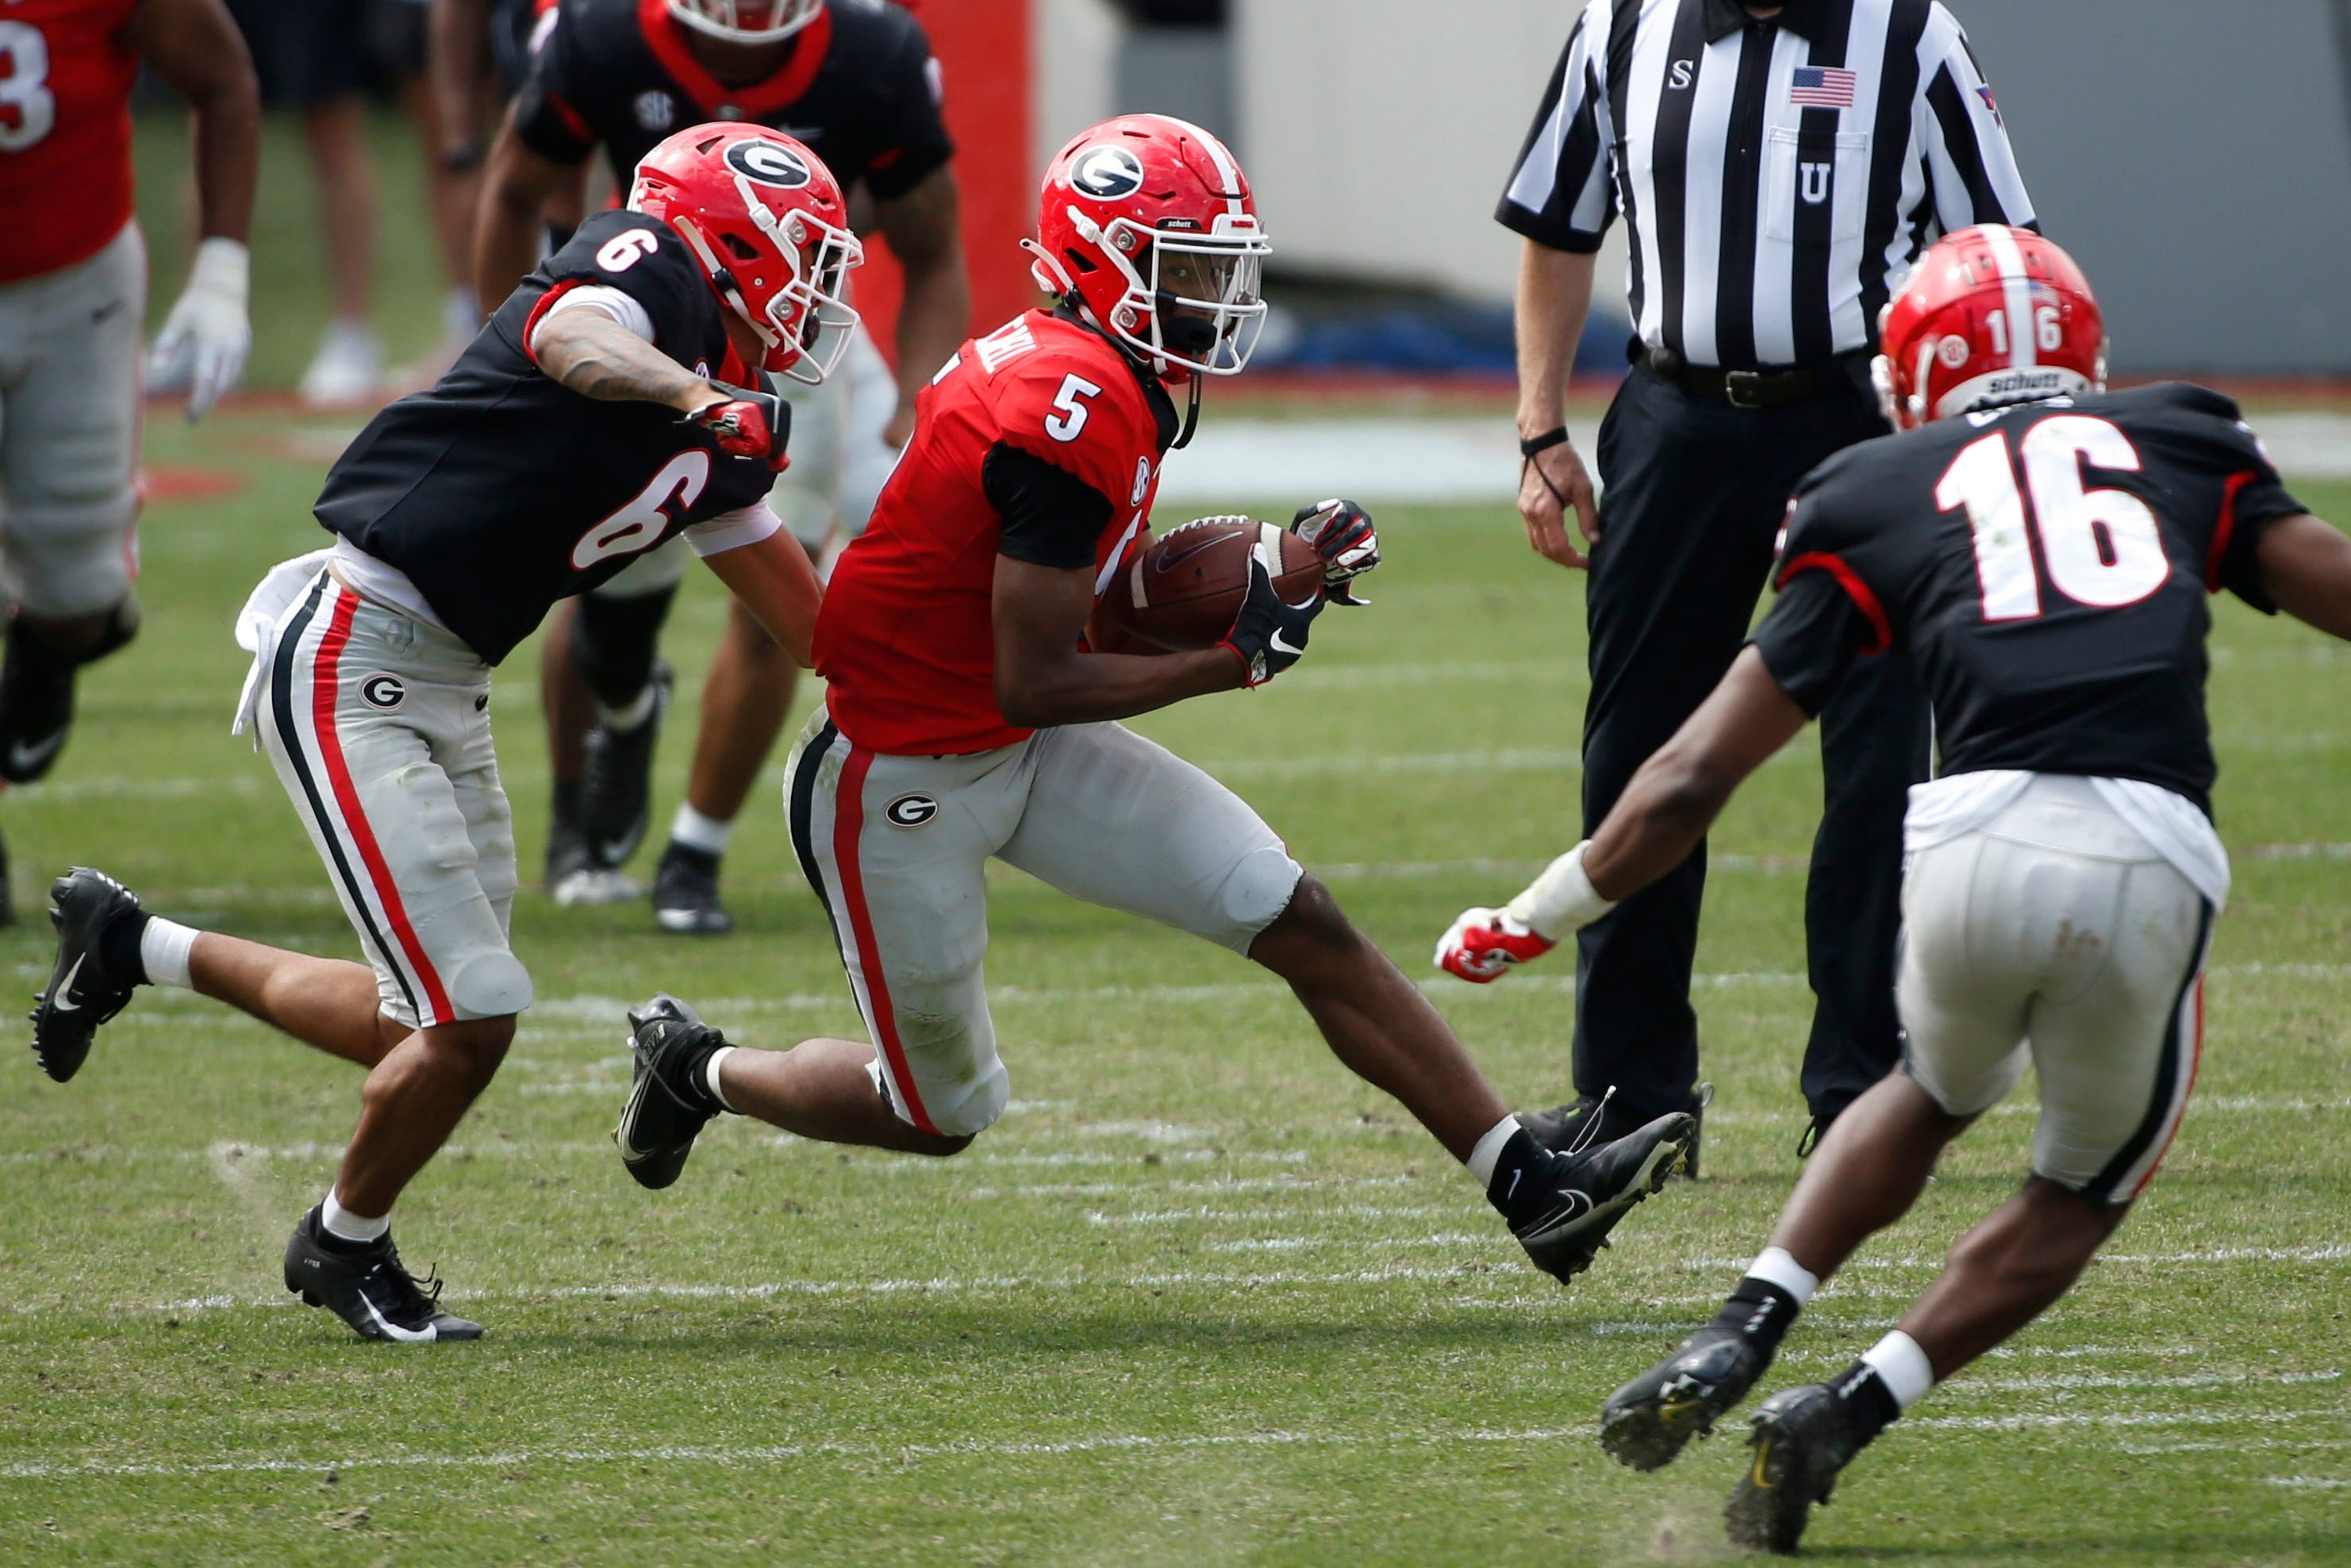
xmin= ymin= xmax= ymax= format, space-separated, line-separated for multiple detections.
xmin=1290 ymin=497 xmax=1379 ymax=605
xmin=682 ymin=382 xmax=793 ymax=471
xmin=1219 ymin=553 xmax=1326 ymax=688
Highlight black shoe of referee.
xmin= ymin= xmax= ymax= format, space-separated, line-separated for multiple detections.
xmin=283 ymin=1209 xmax=482 ymax=1344
xmin=579 ymin=658 xmax=672 ymax=869
xmin=1511 ymin=1111 xmax=1696 ymax=1284
xmin=30 ymin=867 xmax=144 ymax=1082
xmin=615 ymin=993 xmax=728 ymax=1189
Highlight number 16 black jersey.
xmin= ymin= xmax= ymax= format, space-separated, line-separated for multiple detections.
xmin=313 ymin=209 xmax=781 ymax=666
xmin=1751 ymin=383 xmax=2307 ymax=817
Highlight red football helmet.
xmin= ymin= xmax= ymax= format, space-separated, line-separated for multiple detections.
xmin=1874 ymin=224 xmax=2106 ymax=429
xmin=630 ymin=122 xmax=862 ymax=384
xmin=667 ymin=0 xmax=823 ymax=44
xmin=1025 ymin=114 xmax=1273 ymax=379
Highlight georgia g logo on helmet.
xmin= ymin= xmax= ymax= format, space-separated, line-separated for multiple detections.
xmin=725 ymin=139 xmax=813 ymax=190
xmin=1070 ymin=145 xmax=1145 ymax=200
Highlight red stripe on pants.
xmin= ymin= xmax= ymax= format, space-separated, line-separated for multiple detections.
xmin=832 ymin=744 xmax=935 ymax=1135
xmin=310 ymin=587 xmax=455 ymax=1024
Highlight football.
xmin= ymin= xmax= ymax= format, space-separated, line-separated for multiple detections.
xmin=1091 ymin=516 xmax=1324 ymax=653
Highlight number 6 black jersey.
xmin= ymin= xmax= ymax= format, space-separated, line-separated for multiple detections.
xmin=1751 ymin=383 xmax=2307 ymax=817
xmin=314 ymin=209 xmax=779 ymax=666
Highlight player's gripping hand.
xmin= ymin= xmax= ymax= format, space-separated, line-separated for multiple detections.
xmin=146 ymin=238 xmax=252 ymax=421
xmin=1434 ymin=908 xmax=1556 ymax=982
xmin=1219 ymin=555 xmax=1325 ymax=687
xmin=682 ymin=382 xmax=793 ymax=471
xmin=1291 ymin=497 xmax=1380 ymax=605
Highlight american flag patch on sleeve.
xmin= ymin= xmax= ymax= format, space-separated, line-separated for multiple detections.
xmin=1790 ymin=66 xmax=1857 ymax=108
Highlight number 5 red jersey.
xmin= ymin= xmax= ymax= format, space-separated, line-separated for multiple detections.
xmin=815 ymin=309 xmax=1177 ymax=757
xmin=0 ymin=0 xmax=143 ymax=285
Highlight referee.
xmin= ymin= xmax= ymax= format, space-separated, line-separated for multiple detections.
xmin=1499 ymin=0 xmax=2034 ymax=1159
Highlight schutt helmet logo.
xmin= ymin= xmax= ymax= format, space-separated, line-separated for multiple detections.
xmin=885 ymin=794 xmax=939 ymax=828
xmin=1070 ymin=146 xmax=1146 ymax=200
xmin=360 ymin=674 xmax=406 ymax=710
xmin=725 ymin=140 xmax=813 ymax=189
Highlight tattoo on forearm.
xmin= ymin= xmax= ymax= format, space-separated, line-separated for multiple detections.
xmin=542 ymin=313 xmax=706 ymax=409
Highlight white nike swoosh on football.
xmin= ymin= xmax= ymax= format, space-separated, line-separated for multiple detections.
xmin=358 ymin=1288 xmax=439 ymax=1343
xmin=48 ymin=953 xmax=86 ymax=1012
xmin=10 ymin=732 xmax=66 ymax=774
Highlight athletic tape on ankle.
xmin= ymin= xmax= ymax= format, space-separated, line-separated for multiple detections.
xmin=1465 ymin=1113 xmax=1521 ymax=1186
xmin=140 ymin=917 xmax=199 ymax=990
xmin=1503 ymin=841 xmax=1615 ymax=939
xmin=704 ymin=1045 xmax=738 ymax=1114
xmin=1746 ymin=1245 xmax=1821 ymax=1306
xmin=670 ymin=803 xmax=736 ymax=856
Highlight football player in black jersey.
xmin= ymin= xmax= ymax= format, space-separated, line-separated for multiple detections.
xmin=1440 ymin=227 xmax=2351 ymax=1551
xmin=478 ymin=0 xmax=969 ymax=932
xmin=29 ymin=125 xmax=855 ymax=1344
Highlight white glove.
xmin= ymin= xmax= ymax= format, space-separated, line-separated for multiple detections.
xmin=147 ymin=238 xmax=251 ymax=421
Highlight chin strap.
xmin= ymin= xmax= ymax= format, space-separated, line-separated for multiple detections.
xmin=1172 ymin=375 xmax=1204 ymax=451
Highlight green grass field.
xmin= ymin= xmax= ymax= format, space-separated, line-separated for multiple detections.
xmin=0 ymin=390 xmax=2345 ymax=1565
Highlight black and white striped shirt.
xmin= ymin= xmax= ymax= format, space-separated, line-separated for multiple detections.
xmin=1500 ymin=0 xmax=2034 ymax=370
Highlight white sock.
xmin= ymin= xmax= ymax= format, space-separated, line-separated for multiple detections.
xmin=1861 ymin=1329 xmax=1936 ymax=1411
xmin=321 ymin=1188 xmax=389 ymax=1244
xmin=670 ymin=803 xmax=736 ymax=857
xmin=139 ymin=917 xmax=199 ymax=990
xmin=702 ymin=1045 xmax=738 ymax=1113
xmin=1465 ymin=1113 xmax=1522 ymax=1186
xmin=598 ymin=684 xmax=659 ymax=732
xmin=1746 ymin=1245 xmax=1821 ymax=1306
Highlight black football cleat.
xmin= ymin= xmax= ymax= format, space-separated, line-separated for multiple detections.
xmin=1522 ymin=1082 xmax=1710 ymax=1180
xmin=652 ymin=842 xmax=734 ymax=936
xmin=615 ymin=993 xmax=726 ymax=1189
xmin=30 ymin=867 xmax=144 ymax=1082
xmin=1725 ymin=1383 xmax=1871 ymax=1554
xmin=578 ymin=658 xmax=672 ymax=869
xmin=1512 ymin=1111 xmax=1696 ymax=1284
xmin=1600 ymin=1323 xmax=1772 ymax=1471
xmin=283 ymin=1209 xmax=482 ymax=1343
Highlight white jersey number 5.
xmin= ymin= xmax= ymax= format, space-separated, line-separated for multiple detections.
xmin=1936 ymin=415 xmax=2169 ymax=622
xmin=1043 ymin=374 xmax=1103 ymax=444
xmin=0 ymin=23 xmax=57 ymax=153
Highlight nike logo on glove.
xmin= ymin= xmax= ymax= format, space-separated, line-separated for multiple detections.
xmin=1268 ymin=630 xmax=1304 ymax=658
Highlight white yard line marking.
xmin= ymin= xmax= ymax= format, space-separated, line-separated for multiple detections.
xmin=0 ymin=1424 xmax=1595 ymax=1483
xmin=2263 ymin=1475 xmax=2350 ymax=1488
xmin=1965 ymin=1370 xmax=2340 ymax=1394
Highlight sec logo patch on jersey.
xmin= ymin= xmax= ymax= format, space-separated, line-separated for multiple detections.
xmin=1131 ymin=457 xmax=1152 ymax=505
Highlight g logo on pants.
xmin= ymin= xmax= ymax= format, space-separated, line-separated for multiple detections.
xmin=885 ymin=793 xmax=939 ymax=828
xmin=360 ymin=674 xmax=406 ymax=709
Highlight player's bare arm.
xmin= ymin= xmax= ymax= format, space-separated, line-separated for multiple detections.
xmin=131 ymin=0 xmax=260 ymax=421
xmin=2255 ymin=511 xmax=2351 ymax=638
xmin=990 ymin=555 xmax=1249 ymax=728
xmin=701 ymin=531 xmax=822 ymax=667
xmin=532 ymin=309 xmax=732 ymax=414
xmin=874 ymin=165 xmax=971 ymax=444
xmin=474 ymin=110 xmax=578 ymax=315
xmin=1512 ymin=240 xmax=1600 ymax=567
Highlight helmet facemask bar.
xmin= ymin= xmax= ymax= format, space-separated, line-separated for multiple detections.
xmin=727 ymin=167 xmax=864 ymax=384
xmin=667 ymin=0 xmax=824 ymax=44
xmin=1101 ymin=216 xmax=1270 ymax=377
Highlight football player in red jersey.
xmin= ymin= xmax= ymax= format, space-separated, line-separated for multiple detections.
xmin=612 ymin=114 xmax=1699 ymax=1292
xmin=1442 ymin=229 xmax=2351 ymax=1549
xmin=0 ymin=0 xmax=255 ymax=920
xmin=476 ymin=0 xmax=970 ymax=933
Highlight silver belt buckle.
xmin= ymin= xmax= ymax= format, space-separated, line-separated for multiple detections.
xmin=1724 ymin=371 xmax=1765 ymax=409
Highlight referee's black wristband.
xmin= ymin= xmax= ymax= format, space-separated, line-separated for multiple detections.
xmin=1519 ymin=426 xmax=1571 ymax=459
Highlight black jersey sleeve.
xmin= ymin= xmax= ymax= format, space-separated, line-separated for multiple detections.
xmin=1750 ymin=568 xmax=1876 ymax=717
xmin=985 ymin=444 xmax=1112 ymax=570
xmin=512 ymin=1 xmax=599 ymax=166
xmin=2203 ymin=413 xmax=2304 ymax=613
xmin=536 ymin=212 xmax=713 ymax=355
xmin=860 ymin=8 xmax=955 ymax=202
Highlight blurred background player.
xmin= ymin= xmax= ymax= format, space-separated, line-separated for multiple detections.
xmin=0 ymin=0 xmax=256 ymax=924
xmin=31 ymin=124 xmax=846 ymax=1342
xmin=1448 ymin=227 xmax=2351 ymax=1550
xmin=475 ymin=0 xmax=970 ymax=932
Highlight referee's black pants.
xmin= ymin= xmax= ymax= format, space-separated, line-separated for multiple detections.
xmin=1574 ymin=363 xmax=1932 ymax=1127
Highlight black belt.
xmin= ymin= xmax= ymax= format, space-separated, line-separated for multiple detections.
xmin=1633 ymin=343 xmax=1870 ymax=410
